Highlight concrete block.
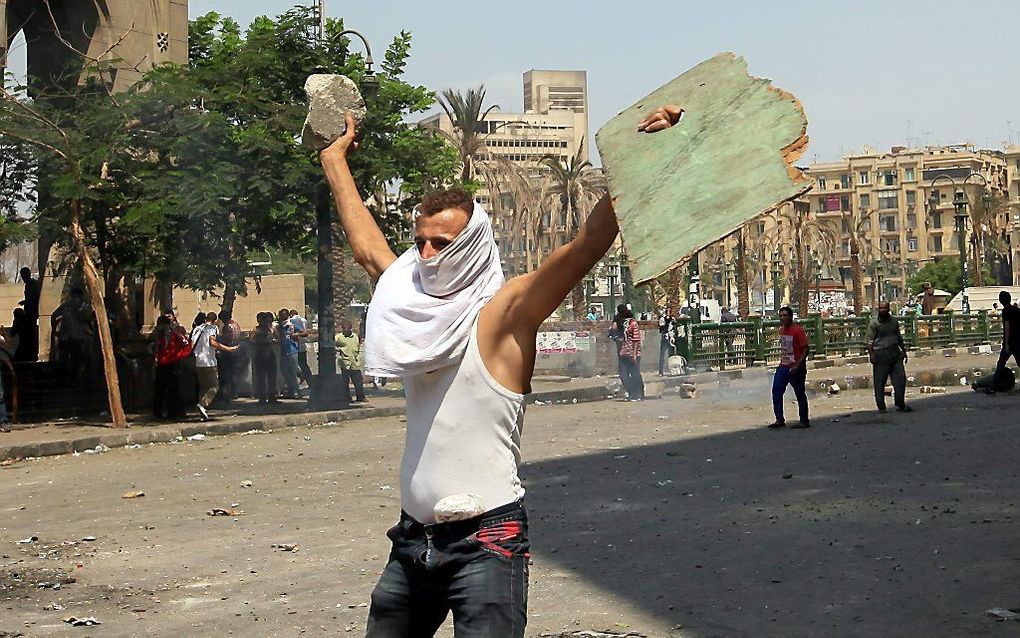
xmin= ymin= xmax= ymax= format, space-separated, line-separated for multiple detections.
xmin=301 ymin=75 xmax=367 ymax=151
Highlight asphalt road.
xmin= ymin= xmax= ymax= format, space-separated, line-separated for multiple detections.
xmin=2 ymin=376 xmax=1019 ymax=637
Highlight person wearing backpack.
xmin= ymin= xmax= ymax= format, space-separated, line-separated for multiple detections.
xmin=153 ymin=314 xmax=191 ymax=420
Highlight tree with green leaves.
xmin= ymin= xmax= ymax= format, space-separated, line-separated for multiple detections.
xmin=436 ymin=85 xmax=498 ymax=183
xmin=539 ymin=142 xmax=606 ymax=319
xmin=0 ymin=133 xmax=36 ymax=253
xmin=906 ymin=257 xmax=993 ymax=297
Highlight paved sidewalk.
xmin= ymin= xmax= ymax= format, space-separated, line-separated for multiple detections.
xmin=0 ymin=347 xmax=1006 ymax=462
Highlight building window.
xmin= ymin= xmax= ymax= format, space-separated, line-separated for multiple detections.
xmin=883 ymin=239 xmax=900 ymax=253
xmin=859 ymin=193 xmax=871 ymax=208
xmin=908 ymin=237 xmax=918 ymax=252
xmin=933 ymin=236 xmax=943 ymax=252
xmin=858 ymin=170 xmax=870 ymax=185
xmin=906 ymin=213 xmax=917 ymax=229
xmin=881 ymin=215 xmax=898 ymax=232
xmin=841 ymin=196 xmax=850 ymax=211
xmin=883 ymin=171 xmax=896 ymax=186
xmin=932 ymin=212 xmax=942 ymax=229
xmin=904 ymin=166 xmax=915 ymax=182
xmin=817 ymin=177 xmax=826 ymax=190
xmin=840 ymin=174 xmax=851 ymax=189
xmin=906 ymin=190 xmax=916 ymax=207
xmin=878 ymin=190 xmax=898 ymax=210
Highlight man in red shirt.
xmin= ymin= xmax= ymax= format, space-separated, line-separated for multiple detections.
xmin=769 ymin=306 xmax=810 ymax=428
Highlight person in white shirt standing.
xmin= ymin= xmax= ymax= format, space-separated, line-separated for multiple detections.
xmin=189 ymin=312 xmax=238 ymax=421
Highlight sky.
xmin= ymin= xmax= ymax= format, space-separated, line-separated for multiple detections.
xmin=7 ymin=0 xmax=1020 ymax=163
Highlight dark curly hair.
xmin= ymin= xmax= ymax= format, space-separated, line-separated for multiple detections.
xmin=418 ymin=186 xmax=473 ymax=218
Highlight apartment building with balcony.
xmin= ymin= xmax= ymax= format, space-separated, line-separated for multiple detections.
xmin=702 ymin=144 xmax=1014 ymax=311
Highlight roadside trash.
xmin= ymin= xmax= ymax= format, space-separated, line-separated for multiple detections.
xmin=919 ymin=386 xmax=946 ymax=394
xmin=782 ymin=473 xmax=793 ymax=479
xmin=240 ymin=480 xmax=254 ymax=488
xmin=566 ymin=631 xmax=647 ymax=637
xmin=85 ymin=444 xmax=109 ymax=454
xmin=207 ymin=508 xmax=243 ymax=516
xmin=534 ymin=400 xmax=546 ymax=405
xmin=303 ymin=435 xmax=311 ymax=441
xmin=122 ymin=491 xmax=145 ymax=499
xmin=63 ymin=617 xmax=102 ymax=627
xmin=985 ymin=608 xmax=1020 ymax=621
xmin=82 ymin=535 xmax=96 ymax=541
xmin=271 ymin=543 xmax=298 ymax=552
xmin=613 ymin=455 xmax=628 ymax=460
xmin=16 ymin=535 xmax=38 ymax=544
xmin=960 ymin=377 xmax=968 ymax=386
xmin=827 ymin=383 xmax=841 ymax=395
xmin=44 ymin=603 xmax=65 ymax=611
xmin=187 ymin=434 xmax=207 ymax=441
xmin=571 ymin=398 xmax=578 ymax=403
xmin=658 ymin=415 xmax=669 ymax=420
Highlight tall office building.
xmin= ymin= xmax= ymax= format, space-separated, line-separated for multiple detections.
xmin=420 ymin=69 xmax=592 ymax=275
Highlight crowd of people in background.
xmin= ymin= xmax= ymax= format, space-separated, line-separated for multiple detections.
xmin=149 ymin=307 xmax=370 ymax=422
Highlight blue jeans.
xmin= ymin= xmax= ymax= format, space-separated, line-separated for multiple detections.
xmin=772 ymin=365 xmax=809 ymax=424
xmin=280 ymin=352 xmax=301 ymax=397
xmin=367 ymin=501 xmax=529 ymax=638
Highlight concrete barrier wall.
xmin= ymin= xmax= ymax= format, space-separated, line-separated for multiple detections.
xmin=536 ymin=320 xmax=662 ymax=377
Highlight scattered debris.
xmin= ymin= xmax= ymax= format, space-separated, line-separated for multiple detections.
xmin=63 ymin=616 xmax=101 ymax=627
xmin=16 ymin=535 xmax=38 ymax=544
xmin=44 ymin=602 xmax=66 ymax=611
xmin=207 ymin=508 xmax=243 ymax=517
xmin=986 ymin=608 xmax=1020 ymax=621
xmin=241 ymin=429 xmax=271 ymax=436
xmin=121 ymin=491 xmax=145 ymax=499
xmin=959 ymin=377 xmax=968 ymax=386
xmin=919 ymin=386 xmax=946 ymax=394
xmin=187 ymin=434 xmax=207 ymax=441
xmin=82 ymin=536 xmax=96 ymax=542
xmin=271 ymin=543 xmax=298 ymax=552
xmin=782 ymin=473 xmax=793 ymax=479
xmin=240 ymin=480 xmax=254 ymax=488
xmin=827 ymin=383 xmax=841 ymax=395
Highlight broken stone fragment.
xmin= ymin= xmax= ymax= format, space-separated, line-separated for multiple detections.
xmin=433 ymin=494 xmax=485 ymax=522
xmin=301 ymin=74 xmax=367 ymax=151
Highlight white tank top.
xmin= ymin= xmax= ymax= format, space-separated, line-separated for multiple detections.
xmin=400 ymin=319 xmax=526 ymax=523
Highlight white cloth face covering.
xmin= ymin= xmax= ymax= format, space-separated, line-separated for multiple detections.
xmin=364 ymin=202 xmax=504 ymax=377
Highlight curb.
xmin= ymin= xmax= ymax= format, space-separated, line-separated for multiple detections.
xmin=0 ymin=348 xmax=998 ymax=463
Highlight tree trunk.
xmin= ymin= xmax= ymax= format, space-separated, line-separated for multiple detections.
xmin=666 ymin=268 xmax=682 ymax=310
xmin=70 ymin=199 xmax=127 ymax=429
xmin=332 ymin=230 xmax=357 ymax=324
xmin=735 ymin=228 xmax=750 ymax=318
xmin=850 ymin=239 xmax=863 ymax=315
xmin=571 ymin=282 xmax=585 ymax=321
xmin=221 ymin=284 xmax=237 ymax=317
xmin=971 ymin=233 xmax=983 ymax=286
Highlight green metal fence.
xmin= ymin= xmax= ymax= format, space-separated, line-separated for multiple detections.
xmin=679 ymin=311 xmax=997 ymax=370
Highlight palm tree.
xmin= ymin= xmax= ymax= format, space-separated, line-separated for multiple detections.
xmin=967 ymin=192 xmax=1008 ymax=286
xmin=733 ymin=227 xmax=751 ymax=319
xmin=539 ymin=141 xmax=607 ymax=318
xmin=780 ymin=204 xmax=839 ymax=315
xmin=436 ymin=85 xmax=499 ymax=182
xmin=842 ymin=205 xmax=876 ymax=314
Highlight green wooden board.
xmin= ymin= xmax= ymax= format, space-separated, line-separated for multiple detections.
xmin=595 ymin=52 xmax=811 ymax=286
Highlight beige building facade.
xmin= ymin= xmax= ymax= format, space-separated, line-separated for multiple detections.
xmin=1 ymin=0 xmax=188 ymax=93
xmin=703 ymin=144 xmax=1017 ymax=312
xmin=420 ymin=69 xmax=590 ymax=275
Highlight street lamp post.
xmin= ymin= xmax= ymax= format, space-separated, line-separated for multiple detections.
xmin=771 ymin=251 xmax=781 ymax=318
xmin=688 ymin=252 xmax=701 ymax=323
xmin=607 ymin=257 xmax=619 ymax=317
xmin=310 ymin=27 xmax=377 ymax=406
xmin=929 ymin=172 xmax=990 ymax=314
xmin=813 ymin=254 xmax=822 ymax=311
xmin=874 ymin=258 xmax=884 ymax=306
